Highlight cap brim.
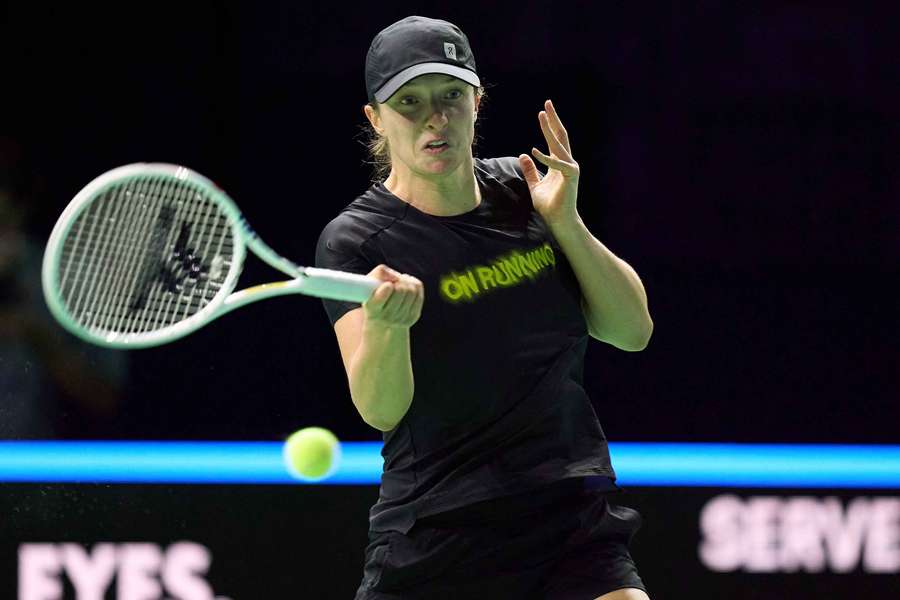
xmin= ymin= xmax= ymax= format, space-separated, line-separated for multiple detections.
xmin=374 ymin=63 xmax=481 ymax=103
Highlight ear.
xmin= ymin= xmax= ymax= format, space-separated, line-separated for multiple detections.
xmin=474 ymin=93 xmax=481 ymax=115
xmin=363 ymin=104 xmax=384 ymax=135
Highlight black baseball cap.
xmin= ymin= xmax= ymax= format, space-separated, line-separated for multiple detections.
xmin=365 ymin=16 xmax=480 ymax=104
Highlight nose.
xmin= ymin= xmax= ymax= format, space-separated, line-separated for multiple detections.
xmin=426 ymin=105 xmax=449 ymax=130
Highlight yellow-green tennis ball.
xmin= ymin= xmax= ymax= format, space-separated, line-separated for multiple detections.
xmin=283 ymin=427 xmax=341 ymax=481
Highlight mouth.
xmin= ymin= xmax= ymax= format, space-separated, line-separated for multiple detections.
xmin=423 ymin=139 xmax=450 ymax=154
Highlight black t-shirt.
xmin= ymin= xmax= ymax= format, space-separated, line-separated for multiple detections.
xmin=316 ymin=156 xmax=616 ymax=534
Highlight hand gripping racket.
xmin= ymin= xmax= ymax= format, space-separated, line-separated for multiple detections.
xmin=41 ymin=163 xmax=379 ymax=349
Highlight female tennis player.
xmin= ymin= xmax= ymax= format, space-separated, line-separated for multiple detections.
xmin=316 ymin=16 xmax=654 ymax=600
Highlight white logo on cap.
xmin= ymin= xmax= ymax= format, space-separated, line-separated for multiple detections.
xmin=444 ymin=42 xmax=457 ymax=60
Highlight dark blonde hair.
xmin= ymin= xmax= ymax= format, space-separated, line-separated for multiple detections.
xmin=360 ymin=84 xmax=488 ymax=184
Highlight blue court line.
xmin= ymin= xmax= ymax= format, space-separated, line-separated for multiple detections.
xmin=0 ymin=441 xmax=897 ymax=488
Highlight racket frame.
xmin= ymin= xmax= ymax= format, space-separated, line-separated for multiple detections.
xmin=42 ymin=163 xmax=376 ymax=349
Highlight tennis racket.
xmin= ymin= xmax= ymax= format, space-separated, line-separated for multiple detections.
xmin=41 ymin=163 xmax=379 ymax=349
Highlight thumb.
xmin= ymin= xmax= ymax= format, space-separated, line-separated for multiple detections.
xmin=368 ymin=264 xmax=401 ymax=283
xmin=518 ymin=154 xmax=541 ymax=190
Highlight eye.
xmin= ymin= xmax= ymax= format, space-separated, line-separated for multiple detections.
xmin=446 ymin=89 xmax=463 ymax=99
xmin=399 ymin=95 xmax=418 ymax=106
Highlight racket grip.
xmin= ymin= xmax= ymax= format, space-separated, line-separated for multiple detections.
xmin=301 ymin=267 xmax=380 ymax=303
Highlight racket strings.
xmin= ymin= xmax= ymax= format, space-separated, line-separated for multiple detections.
xmin=56 ymin=176 xmax=235 ymax=336
xmin=135 ymin=179 xmax=228 ymax=334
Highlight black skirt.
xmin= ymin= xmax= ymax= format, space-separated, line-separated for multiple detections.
xmin=354 ymin=477 xmax=647 ymax=600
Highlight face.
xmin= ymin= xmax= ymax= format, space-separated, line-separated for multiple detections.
xmin=365 ymin=74 xmax=480 ymax=178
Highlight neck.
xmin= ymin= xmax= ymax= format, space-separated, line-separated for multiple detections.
xmin=384 ymin=155 xmax=481 ymax=216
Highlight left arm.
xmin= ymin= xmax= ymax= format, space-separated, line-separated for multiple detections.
xmin=547 ymin=217 xmax=652 ymax=351
xmin=518 ymin=99 xmax=653 ymax=351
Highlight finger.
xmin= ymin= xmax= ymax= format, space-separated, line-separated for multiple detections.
xmin=531 ymin=147 xmax=577 ymax=176
xmin=382 ymin=275 xmax=419 ymax=321
xmin=400 ymin=282 xmax=423 ymax=325
xmin=390 ymin=278 xmax=417 ymax=320
xmin=408 ymin=277 xmax=424 ymax=318
xmin=365 ymin=281 xmax=394 ymax=311
xmin=518 ymin=154 xmax=544 ymax=190
xmin=413 ymin=279 xmax=425 ymax=316
xmin=538 ymin=111 xmax=572 ymax=161
xmin=406 ymin=275 xmax=424 ymax=304
xmin=544 ymin=99 xmax=571 ymax=153
xmin=396 ymin=276 xmax=424 ymax=323
xmin=404 ymin=276 xmax=425 ymax=313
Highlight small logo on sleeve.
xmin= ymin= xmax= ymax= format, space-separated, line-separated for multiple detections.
xmin=443 ymin=42 xmax=457 ymax=60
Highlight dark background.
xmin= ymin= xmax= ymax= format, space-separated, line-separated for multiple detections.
xmin=2 ymin=2 xmax=897 ymax=443
xmin=2 ymin=2 xmax=898 ymax=599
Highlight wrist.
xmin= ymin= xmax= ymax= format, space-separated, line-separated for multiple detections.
xmin=362 ymin=317 xmax=411 ymax=337
xmin=545 ymin=211 xmax=587 ymax=242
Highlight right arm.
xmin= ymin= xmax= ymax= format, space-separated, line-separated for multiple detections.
xmin=333 ymin=265 xmax=424 ymax=431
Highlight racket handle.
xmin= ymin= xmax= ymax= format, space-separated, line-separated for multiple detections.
xmin=219 ymin=268 xmax=378 ymax=316
xmin=300 ymin=267 xmax=380 ymax=303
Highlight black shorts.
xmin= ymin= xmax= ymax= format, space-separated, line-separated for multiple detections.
xmin=354 ymin=477 xmax=647 ymax=600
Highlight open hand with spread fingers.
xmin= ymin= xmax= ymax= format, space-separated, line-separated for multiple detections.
xmin=518 ymin=99 xmax=581 ymax=227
